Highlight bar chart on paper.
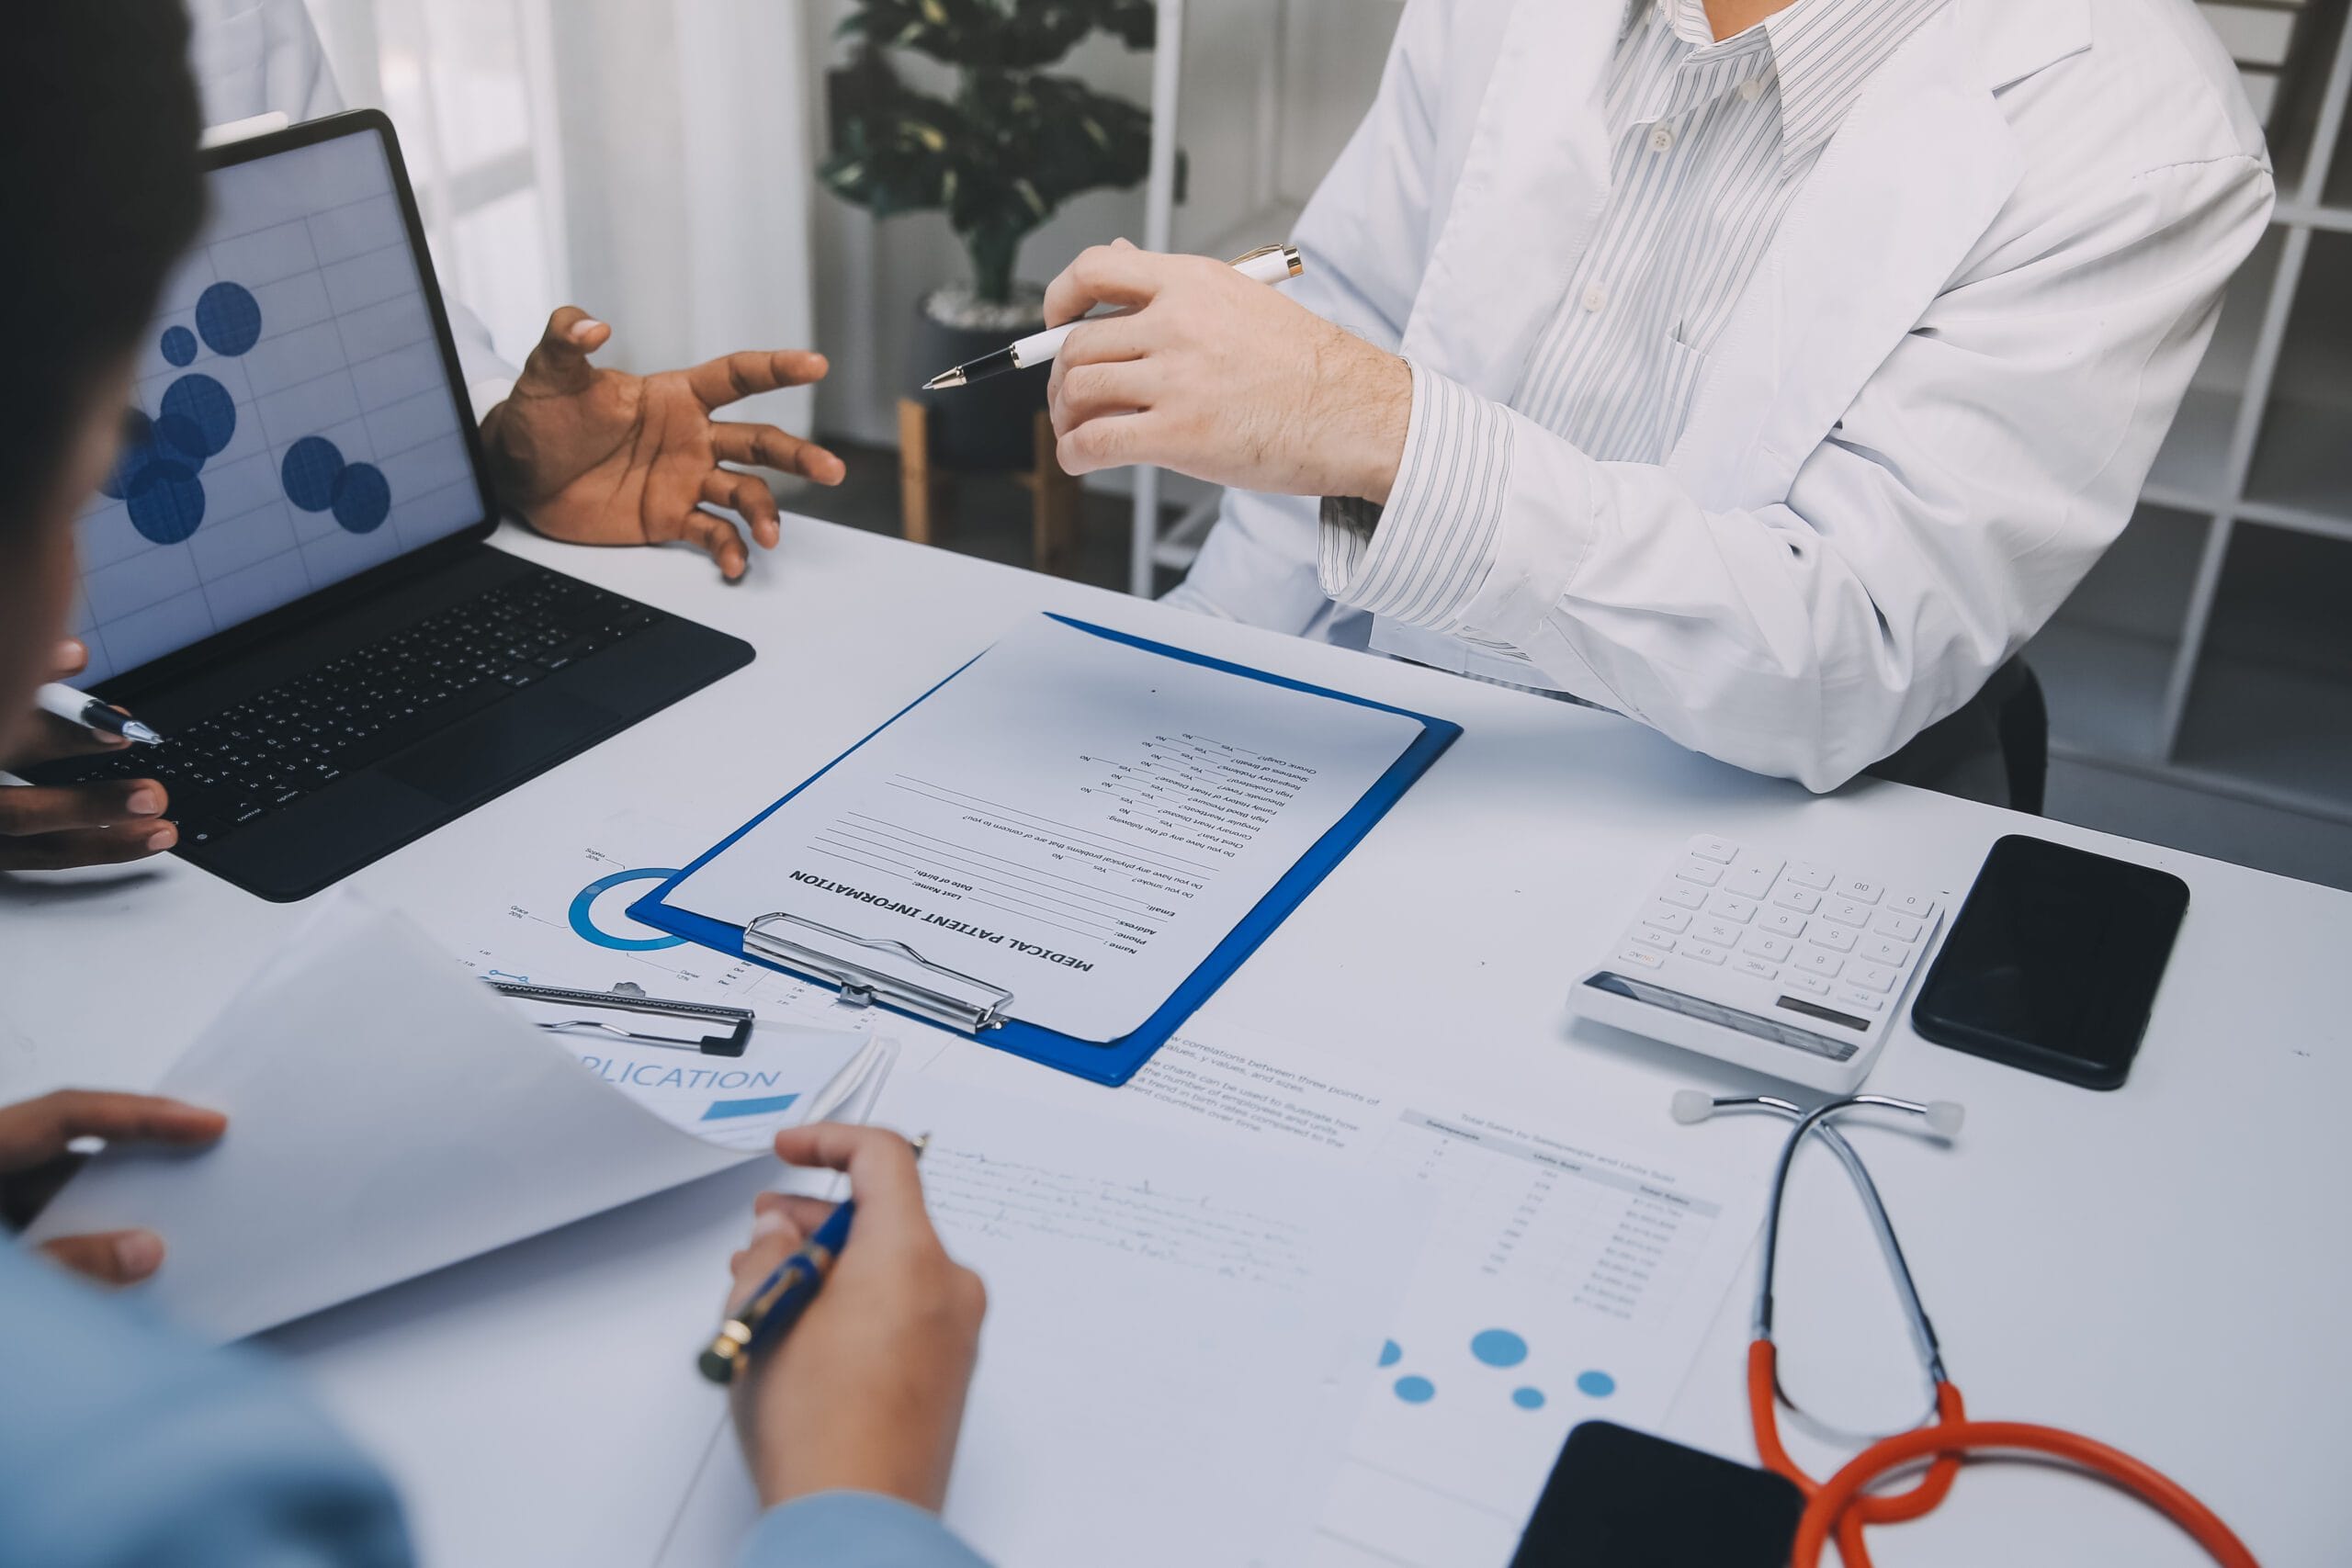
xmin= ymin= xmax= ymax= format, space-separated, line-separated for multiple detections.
xmin=72 ymin=130 xmax=482 ymax=682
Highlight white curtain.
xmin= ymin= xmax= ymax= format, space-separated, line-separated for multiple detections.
xmin=305 ymin=0 xmax=817 ymax=435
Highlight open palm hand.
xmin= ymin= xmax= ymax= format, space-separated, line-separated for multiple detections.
xmin=478 ymin=308 xmax=846 ymax=580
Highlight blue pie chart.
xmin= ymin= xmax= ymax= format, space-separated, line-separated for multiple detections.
xmin=568 ymin=867 xmax=687 ymax=951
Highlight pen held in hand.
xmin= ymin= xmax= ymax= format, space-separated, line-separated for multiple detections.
xmin=921 ymin=243 xmax=1304 ymax=390
xmin=698 ymin=1132 xmax=932 ymax=1384
xmin=36 ymin=682 xmax=163 ymax=745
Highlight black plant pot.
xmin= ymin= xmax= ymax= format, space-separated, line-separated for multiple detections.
xmin=911 ymin=289 xmax=1053 ymax=473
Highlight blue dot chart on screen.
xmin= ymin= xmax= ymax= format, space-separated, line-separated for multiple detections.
xmin=281 ymin=435 xmax=345 ymax=512
xmin=331 ymin=461 xmax=391 ymax=534
xmin=194 ymin=279 xmax=263 ymax=356
xmin=127 ymin=462 xmax=208 ymax=547
xmin=68 ymin=130 xmax=482 ymax=685
xmin=160 ymin=373 xmax=236 ymax=459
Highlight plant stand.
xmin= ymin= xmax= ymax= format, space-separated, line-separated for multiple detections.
xmin=897 ymin=398 xmax=1083 ymax=580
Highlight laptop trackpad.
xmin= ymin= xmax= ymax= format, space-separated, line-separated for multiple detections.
xmin=383 ymin=687 xmax=616 ymax=805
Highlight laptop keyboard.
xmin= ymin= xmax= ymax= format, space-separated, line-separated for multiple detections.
xmin=78 ymin=570 xmax=661 ymax=850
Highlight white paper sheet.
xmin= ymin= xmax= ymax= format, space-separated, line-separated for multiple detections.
xmin=653 ymin=1075 xmax=1420 ymax=1568
xmin=931 ymin=1025 xmax=1766 ymax=1568
xmin=660 ymin=615 xmax=1429 ymax=1042
xmin=445 ymin=807 xmax=875 ymax=1026
xmin=22 ymin=896 xmax=821 ymax=1343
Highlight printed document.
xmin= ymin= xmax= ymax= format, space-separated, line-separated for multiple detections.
xmin=925 ymin=1024 xmax=1766 ymax=1568
xmin=25 ymin=897 xmax=859 ymax=1342
xmin=654 ymin=1075 xmax=1420 ymax=1568
xmin=657 ymin=615 xmax=1429 ymax=1041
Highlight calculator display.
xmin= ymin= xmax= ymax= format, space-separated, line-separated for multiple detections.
xmin=1584 ymin=972 xmax=1860 ymax=1062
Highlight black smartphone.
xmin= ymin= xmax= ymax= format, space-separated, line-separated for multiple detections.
xmin=1510 ymin=1421 xmax=1804 ymax=1567
xmin=1911 ymin=835 xmax=2188 ymax=1089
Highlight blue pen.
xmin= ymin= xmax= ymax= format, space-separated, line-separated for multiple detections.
xmin=698 ymin=1133 xmax=930 ymax=1384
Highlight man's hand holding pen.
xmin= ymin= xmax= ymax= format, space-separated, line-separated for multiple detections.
xmin=1041 ymin=239 xmax=1412 ymax=504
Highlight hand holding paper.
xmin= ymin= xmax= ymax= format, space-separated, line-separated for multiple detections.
xmin=23 ymin=895 xmax=870 ymax=1342
xmin=0 ymin=1090 xmax=226 ymax=1283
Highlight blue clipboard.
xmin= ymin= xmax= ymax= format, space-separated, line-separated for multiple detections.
xmin=628 ymin=614 xmax=1460 ymax=1087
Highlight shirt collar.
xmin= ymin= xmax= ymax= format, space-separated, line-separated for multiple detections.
xmin=1763 ymin=0 xmax=1950 ymax=169
xmin=1627 ymin=0 xmax=1951 ymax=175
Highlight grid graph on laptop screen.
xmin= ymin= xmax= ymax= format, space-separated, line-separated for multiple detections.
xmin=73 ymin=130 xmax=483 ymax=683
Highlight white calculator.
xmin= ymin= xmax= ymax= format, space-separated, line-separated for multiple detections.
xmin=1574 ymin=835 xmax=1947 ymax=1093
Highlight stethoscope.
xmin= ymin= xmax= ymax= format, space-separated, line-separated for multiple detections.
xmin=1672 ymin=1089 xmax=2260 ymax=1568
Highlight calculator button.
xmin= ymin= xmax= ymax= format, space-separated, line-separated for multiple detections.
xmin=1890 ymin=891 xmax=1937 ymax=919
xmin=1644 ymin=906 xmax=1693 ymax=934
xmin=1852 ymin=963 xmax=1899 ymax=993
xmin=1810 ymin=923 xmax=1859 ymax=953
xmin=1798 ymin=949 xmax=1845 ymax=979
xmin=1838 ymin=877 xmax=1883 ymax=905
xmin=1725 ymin=858 xmax=1781 ymax=899
xmin=1696 ymin=918 xmax=1743 ymax=947
xmin=1773 ymin=886 xmax=1822 ymax=914
xmin=1826 ymin=897 xmax=1873 ymax=929
xmin=1743 ymin=931 xmax=1793 ymax=963
xmin=1833 ymin=986 xmax=1885 ymax=1014
xmin=1658 ymin=883 xmax=1708 ymax=911
xmin=1706 ymin=893 xmax=1758 ymax=924
xmin=1735 ymin=955 xmax=1779 ymax=981
xmin=1860 ymin=936 xmax=1908 ymax=966
xmin=1634 ymin=928 xmax=1678 ymax=953
xmin=1616 ymin=945 xmax=1665 ymax=970
xmin=1871 ymin=911 xmax=1923 ymax=942
xmin=1689 ymin=835 xmax=1739 ymax=864
xmin=1785 ymin=972 xmax=1832 ymax=997
xmin=1761 ymin=908 xmax=1808 ymax=939
xmin=1676 ymin=858 xmax=1724 ymax=887
xmin=1787 ymin=862 xmax=1836 ymax=890
xmin=1682 ymin=942 xmax=1729 ymax=966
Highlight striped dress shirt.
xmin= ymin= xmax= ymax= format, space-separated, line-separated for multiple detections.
xmin=1320 ymin=0 xmax=1950 ymax=641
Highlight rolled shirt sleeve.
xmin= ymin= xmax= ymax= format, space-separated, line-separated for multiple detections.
xmin=738 ymin=1491 xmax=992 ymax=1568
xmin=1316 ymin=363 xmax=1529 ymax=634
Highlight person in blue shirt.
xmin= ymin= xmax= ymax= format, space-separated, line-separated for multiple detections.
xmin=0 ymin=8 xmax=989 ymax=1564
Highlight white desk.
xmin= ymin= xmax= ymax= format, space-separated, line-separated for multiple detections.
xmin=4 ymin=519 xmax=2345 ymax=1566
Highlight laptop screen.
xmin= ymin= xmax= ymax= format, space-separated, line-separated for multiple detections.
xmin=72 ymin=124 xmax=487 ymax=683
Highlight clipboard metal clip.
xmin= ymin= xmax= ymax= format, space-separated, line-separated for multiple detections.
xmin=743 ymin=911 xmax=1013 ymax=1033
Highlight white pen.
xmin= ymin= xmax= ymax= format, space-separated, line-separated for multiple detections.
xmin=922 ymin=243 xmax=1305 ymax=390
xmin=37 ymin=682 xmax=163 ymax=745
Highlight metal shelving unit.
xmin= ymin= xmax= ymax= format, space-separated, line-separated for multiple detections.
xmin=2032 ymin=0 xmax=2352 ymax=822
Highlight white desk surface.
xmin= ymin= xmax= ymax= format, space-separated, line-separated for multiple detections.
xmin=4 ymin=518 xmax=2346 ymax=1566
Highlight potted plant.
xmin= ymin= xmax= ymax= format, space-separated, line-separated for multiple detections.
xmin=821 ymin=0 xmax=1164 ymax=469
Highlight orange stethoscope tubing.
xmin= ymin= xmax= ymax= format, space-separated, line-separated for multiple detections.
xmin=1678 ymin=1090 xmax=2260 ymax=1568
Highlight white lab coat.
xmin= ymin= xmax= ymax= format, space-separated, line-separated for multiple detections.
xmin=1169 ymin=0 xmax=2273 ymax=790
xmin=186 ymin=0 xmax=519 ymax=417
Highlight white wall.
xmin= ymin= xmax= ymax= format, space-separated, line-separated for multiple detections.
xmin=798 ymin=0 xmax=1405 ymax=450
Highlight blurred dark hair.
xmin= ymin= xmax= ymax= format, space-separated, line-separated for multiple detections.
xmin=0 ymin=0 xmax=206 ymax=527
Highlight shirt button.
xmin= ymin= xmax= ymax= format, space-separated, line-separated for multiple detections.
xmin=1583 ymin=282 xmax=1610 ymax=313
xmin=1649 ymin=124 xmax=1676 ymax=153
xmin=1738 ymin=77 xmax=1765 ymax=103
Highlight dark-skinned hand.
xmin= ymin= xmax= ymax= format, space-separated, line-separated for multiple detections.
xmin=1 ymin=639 xmax=174 ymax=872
xmin=478 ymin=308 xmax=848 ymax=581
xmin=0 ymin=1089 xmax=227 ymax=1283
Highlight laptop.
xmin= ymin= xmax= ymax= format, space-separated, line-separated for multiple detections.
xmin=26 ymin=111 xmax=753 ymax=902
